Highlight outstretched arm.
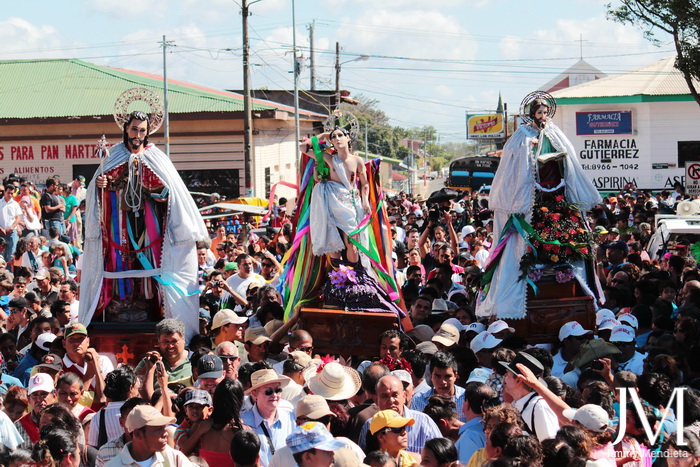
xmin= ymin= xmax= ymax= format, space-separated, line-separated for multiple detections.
xmin=357 ymin=157 xmax=371 ymax=214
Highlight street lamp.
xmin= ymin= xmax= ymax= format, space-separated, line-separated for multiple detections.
xmin=334 ymin=42 xmax=369 ymax=112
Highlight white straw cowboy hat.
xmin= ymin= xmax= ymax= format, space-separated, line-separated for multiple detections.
xmin=306 ymin=362 xmax=361 ymax=401
xmin=245 ymin=369 xmax=291 ymax=395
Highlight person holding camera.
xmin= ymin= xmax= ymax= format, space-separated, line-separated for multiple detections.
xmin=135 ymin=319 xmax=193 ymax=389
xmin=201 ymin=270 xmax=247 ymax=316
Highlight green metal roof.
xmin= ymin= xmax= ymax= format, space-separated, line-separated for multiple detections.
xmin=0 ymin=58 xmax=313 ymax=119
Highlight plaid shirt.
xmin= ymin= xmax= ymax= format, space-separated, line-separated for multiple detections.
xmin=96 ymin=434 xmax=126 ymax=467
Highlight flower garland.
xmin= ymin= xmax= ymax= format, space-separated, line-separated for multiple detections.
xmin=379 ymin=355 xmax=413 ymax=374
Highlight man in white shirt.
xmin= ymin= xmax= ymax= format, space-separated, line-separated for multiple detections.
xmin=551 ymin=321 xmax=592 ymax=378
xmin=609 ymin=325 xmax=646 ymax=375
xmin=226 ymin=253 xmax=265 ymax=298
xmin=501 ymin=351 xmax=559 ymax=441
xmin=0 ymin=185 xmax=22 ymax=262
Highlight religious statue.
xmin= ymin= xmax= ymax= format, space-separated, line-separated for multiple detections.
xmin=79 ymin=88 xmax=208 ymax=339
xmin=476 ymin=91 xmax=601 ymax=320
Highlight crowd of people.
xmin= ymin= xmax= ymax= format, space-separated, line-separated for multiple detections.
xmin=2 ymin=169 xmax=700 ymax=467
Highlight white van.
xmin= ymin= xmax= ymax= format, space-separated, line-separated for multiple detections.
xmin=647 ymin=215 xmax=700 ymax=261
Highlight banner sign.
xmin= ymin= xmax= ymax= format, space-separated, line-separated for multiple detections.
xmin=466 ymin=113 xmax=504 ymax=139
xmin=576 ymin=111 xmax=632 ymax=135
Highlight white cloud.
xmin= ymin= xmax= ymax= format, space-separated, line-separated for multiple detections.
xmin=0 ymin=18 xmax=79 ymax=59
xmin=86 ymin=0 xmax=167 ymax=20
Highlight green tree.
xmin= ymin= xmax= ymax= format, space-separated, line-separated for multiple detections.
xmin=607 ymin=0 xmax=700 ymax=105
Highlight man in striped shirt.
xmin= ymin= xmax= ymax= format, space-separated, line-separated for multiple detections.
xmin=358 ymin=375 xmax=441 ymax=454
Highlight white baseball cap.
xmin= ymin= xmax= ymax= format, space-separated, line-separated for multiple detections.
xmin=470 ymin=331 xmax=502 ymax=353
xmin=443 ymin=317 xmax=465 ymax=332
xmin=558 ymin=321 xmax=592 ymax=342
xmin=461 ymin=225 xmax=476 ymax=238
xmin=432 ymin=323 xmax=460 ymax=347
xmin=596 ymin=309 xmax=616 ymax=326
xmin=488 ymin=320 xmax=514 ymax=334
xmin=465 ymin=323 xmax=486 ymax=334
xmin=28 ymin=373 xmax=55 ymax=395
xmin=211 ymin=308 xmax=247 ymax=330
xmin=597 ymin=318 xmax=619 ymax=331
xmin=609 ymin=325 xmax=636 ymax=343
xmin=36 ymin=333 xmax=57 ymax=351
xmin=617 ymin=313 xmax=638 ymax=330
xmin=563 ymin=404 xmax=610 ymax=433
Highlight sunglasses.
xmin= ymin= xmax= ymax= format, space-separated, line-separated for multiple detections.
xmin=383 ymin=426 xmax=407 ymax=435
xmin=220 ymin=356 xmax=240 ymax=362
xmin=264 ymin=387 xmax=283 ymax=396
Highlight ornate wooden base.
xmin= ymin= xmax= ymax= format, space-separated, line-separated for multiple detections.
xmin=299 ymin=308 xmax=399 ymax=356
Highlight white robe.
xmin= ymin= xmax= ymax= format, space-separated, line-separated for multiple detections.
xmin=475 ymin=121 xmax=600 ymax=320
xmin=79 ymin=142 xmax=208 ymax=340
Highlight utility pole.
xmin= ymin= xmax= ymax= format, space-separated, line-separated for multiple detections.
xmin=159 ymin=35 xmax=174 ymax=157
xmin=292 ymin=0 xmax=301 ymax=150
xmin=334 ymin=42 xmax=340 ymax=114
xmin=308 ymin=21 xmax=315 ymax=91
xmin=242 ymin=0 xmax=254 ymax=197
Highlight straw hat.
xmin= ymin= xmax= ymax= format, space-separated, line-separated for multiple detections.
xmin=245 ymin=369 xmax=291 ymax=395
xmin=306 ymin=362 xmax=361 ymax=401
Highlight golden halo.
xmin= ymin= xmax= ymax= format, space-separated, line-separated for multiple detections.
xmin=113 ymin=87 xmax=165 ymax=135
xmin=520 ymin=91 xmax=557 ymax=124
xmin=324 ymin=109 xmax=360 ymax=141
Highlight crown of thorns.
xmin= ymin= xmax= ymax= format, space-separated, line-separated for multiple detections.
xmin=324 ymin=109 xmax=360 ymax=141
xmin=519 ymin=91 xmax=557 ymax=124
xmin=113 ymin=87 xmax=165 ymax=135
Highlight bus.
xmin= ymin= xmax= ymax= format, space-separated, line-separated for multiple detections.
xmin=447 ymin=155 xmax=500 ymax=191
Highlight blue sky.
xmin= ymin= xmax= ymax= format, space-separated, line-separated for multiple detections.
xmin=2 ymin=0 xmax=673 ymax=142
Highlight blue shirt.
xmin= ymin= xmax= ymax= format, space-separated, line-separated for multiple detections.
xmin=410 ymin=385 xmax=467 ymax=422
xmin=13 ymin=353 xmax=38 ymax=386
xmin=241 ymin=403 xmax=296 ymax=467
xmin=455 ymin=417 xmax=486 ymax=463
xmin=359 ymin=406 xmax=441 ymax=454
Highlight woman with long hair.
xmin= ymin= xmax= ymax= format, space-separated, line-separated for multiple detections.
xmin=198 ymin=378 xmax=246 ymax=467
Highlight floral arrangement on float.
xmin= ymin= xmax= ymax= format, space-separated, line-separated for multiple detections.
xmin=519 ymin=193 xmax=593 ymax=293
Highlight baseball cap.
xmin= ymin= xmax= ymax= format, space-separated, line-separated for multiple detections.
xmin=432 ymin=323 xmax=460 ymax=347
xmin=183 ymin=389 xmax=213 ymax=407
xmin=35 ymin=270 xmax=50 ymax=281
xmin=618 ymin=313 xmax=639 ymax=329
xmin=369 ymin=410 xmax=415 ymax=435
xmin=244 ymin=326 xmax=271 ymax=345
xmin=609 ymin=325 xmax=636 ymax=343
xmin=467 ymin=367 xmax=492 ymax=384
xmin=558 ymin=321 xmax=592 ymax=342
xmin=224 ymin=262 xmax=238 ymax=271
xmin=125 ymin=405 xmax=176 ymax=432
xmin=297 ymin=395 xmax=334 ymax=420
xmin=443 ymin=317 xmax=465 ymax=332
xmin=595 ymin=309 xmax=616 ymax=326
xmin=288 ymin=351 xmax=313 ymax=370
xmin=407 ymin=324 xmax=434 ymax=343
xmin=8 ymin=297 xmax=28 ymax=309
xmin=487 ymin=320 xmax=515 ymax=334
xmin=563 ymin=404 xmax=610 ymax=433
xmin=286 ymin=422 xmax=344 ymax=455
xmin=470 ymin=331 xmax=502 ymax=353
xmin=465 ymin=323 xmax=486 ymax=335
xmin=36 ymin=333 xmax=57 ymax=352
xmin=36 ymin=353 xmax=63 ymax=373
xmin=212 ymin=308 xmax=248 ymax=330
xmin=593 ymin=226 xmax=609 ymax=235
xmin=461 ymin=225 xmax=476 ymax=238
xmin=458 ymin=241 xmax=469 ymax=251
xmin=28 ymin=373 xmax=55 ymax=395
xmin=415 ymin=341 xmax=438 ymax=355
xmin=597 ymin=318 xmax=619 ymax=331
xmin=197 ymin=355 xmax=224 ymax=379
xmin=198 ymin=308 xmax=211 ymax=323
xmin=391 ymin=370 xmax=413 ymax=387
xmin=64 ymin=323 xmax=88 ymax=339
xmin=603 ymin=240 xmax=628 ymax=255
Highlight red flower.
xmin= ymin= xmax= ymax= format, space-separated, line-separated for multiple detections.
xmin=569 ymin=228 xmax=577 ymax=235
xmin=570 ymin=215 xmax=579 ymax=222
xmin=552 ymin=245 xmax=561 ymax=253
xmin=543 ymin=244 xmax=552 ymax=251
xmin=580 ymin=247 xmax=589 ymax=254
xmin=555 ymin=195 xmax=565 ymax=202
xmin=550 ymin=213 xmax=561 ymax=221
xmin=565 ymin=247 xmax=573 ymax=255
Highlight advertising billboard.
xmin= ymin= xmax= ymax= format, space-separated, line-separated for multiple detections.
xmin=466 ymin=113 xmax=505 ymax=139
xmin=576 ymin=110 xmax=632 ymax=135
